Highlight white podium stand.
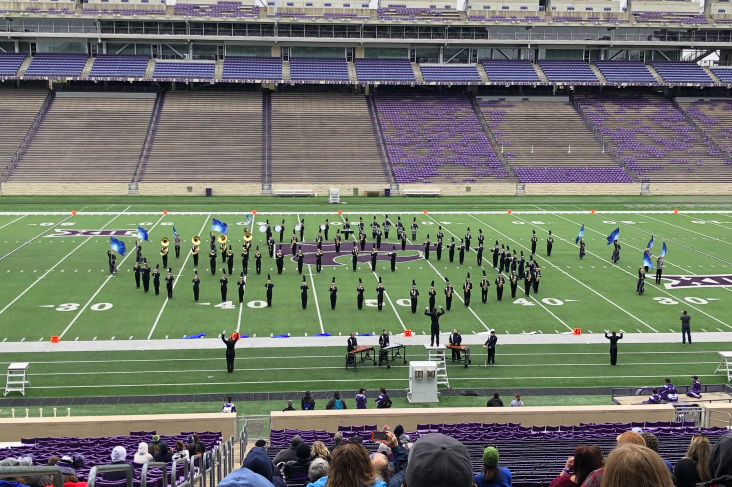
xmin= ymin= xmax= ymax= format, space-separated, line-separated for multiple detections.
xmin=407 ymin=361 xmax=439 ymax=403
xmin=5 ymin=363 xmax=30 ymax=396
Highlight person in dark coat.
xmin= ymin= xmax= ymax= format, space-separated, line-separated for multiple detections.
xmin=300 ymin=276 xmax=308 ymax=310
xmin=605 ymin=331 xmax=623 ymax=365
xmin=154 ymin=441 xmax=174 ymax=463
xmin=222 ymin=332 xmax=238 ymax=372
xmin=425 ymin=306 xmax=445 ymax=347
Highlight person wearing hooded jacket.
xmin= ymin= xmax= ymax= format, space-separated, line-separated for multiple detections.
xmin=282 ymin=443 xmax=313 ymax=481
xmin=218 ymin=467 xmax=274 ymax=487
xmin=134 ymin=443 xmax=154 ymax=463
xmin=154 ymin=441 xmax=174 ymax=463
xmin=708 ymin=432 xmax=732 ymax=486
xmin=102 ymin=447 xmax=134 ymax=481
xmin=325 ymin=391 xmax=347 ymax=410
xmin=243 ymin=445 xmax=287 ymax=487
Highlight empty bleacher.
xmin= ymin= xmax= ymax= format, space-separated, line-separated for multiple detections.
xmin=678 ymin=99 xmax=732 ymax=156
xmin=651 ymin=61 xmax=713 ymax=84
xmin=712 ymin=67 xmax=732 ymax=83
xmin=289 ymin=58 xmax=349 ymax=81
xmin=481 ymin=60 xmax=540 ymax=83
xmin=89 ymin=54 xmax=149 ymax=78
xmin=421 ymin=65 xmax=482 ymax=83
xmin=594 ymin=61 xmax=657 ymax=83
xmin=539 ymin=60 xmax=599 ymax=83
xmin=153 ymin=62 xmax=215 ymax=79
xmin=0 ymin=90 xmax=47 ymax=174
xmin=24 ymin=54 xmax=87 ymax=77
xmin=576 ymin=93 xmax=732 ymax=183
xmin=270 ymin=93 xmax=385 ymax=183
xmin=354 ymin=58 xmax=415 ymax=82
xmin=143 ymin=92 xmax=263 ymax=183
xmin=222 ymin=56 xmax=282 ymax=80
xmin=0 ymin=53 xmax=26 ymax=76
xmin=10 ymin=94 xmax=154 ymax=183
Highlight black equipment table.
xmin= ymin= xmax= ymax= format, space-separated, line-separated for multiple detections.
xmin=379 ymin=344 xmax=407 ymax=368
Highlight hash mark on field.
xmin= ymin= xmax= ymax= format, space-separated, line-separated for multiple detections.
xmin=93 ymin=337 xmax=96 ymax=340
xmin=701 ymin=328 xmax=708 ymax=332
xmin=111 ymin=336 xmax=115 ymax=340
xmin=75 ymin=337 xmax=78 ymax=341
xmin=20 ymin=338 xmax=25 ymax=342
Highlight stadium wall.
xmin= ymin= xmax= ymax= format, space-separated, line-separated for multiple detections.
xmin=0 ymin=413 xmax=237 ymax=442
xmin=271 ymin=405 xmax=677 ymax=431
xmin=1 ymin=183 xmax=130 ymax=196
xmin=650 ymin=184 xmax=732 ymax=195
xmin=523 ymin=183 xmax=641 ymax=196
xmin=400 ymin=183 xmax=516 ymax=196
xmin=137 ymin=183 xmax=263 ymax=196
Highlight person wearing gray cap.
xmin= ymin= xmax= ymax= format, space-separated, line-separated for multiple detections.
xmin=401 ymin=433 xmax=474 ymax=487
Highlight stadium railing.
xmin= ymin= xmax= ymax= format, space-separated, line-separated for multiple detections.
xmin=0 ymin=466 xmax=63 ymax=487
xmin=86 ymin=464 xmax=133 ymax=487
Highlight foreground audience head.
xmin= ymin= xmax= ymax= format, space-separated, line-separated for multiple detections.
xmin=56 ymin=455 xmax=85 ymax=483
xmin=480 ymin=446 xmax=502 ymax=484
xmin=573 ymin=445 xmax=604 ymax=485
xmin=326 ymin=441 xmax=375 ymax=487
xmin=371 ymin=450 xmax=390 ymax=482
xmin=589 ymin=445 xmax=605 ymax=467
xmin=616 ymin=431 xmax=646 ymax=447
xmin=333 ymin=432 xmax=343 ymax=446
xmin=600 ymin=444 xmax=674 ymax=487
xmin=291 ymin=435 xmax=302 ymax=449
xmin=685 ymin=434 xmax=711 ymax=482
xmin=308 ymin=458 xmax=330 ymax=483
xmin=311 ymin=441 xmax=330 ymax=461
xmin=709 ymin=432 xmax=732 ymax=482
xmin=403 ymin=433 xmax=473 ymax=487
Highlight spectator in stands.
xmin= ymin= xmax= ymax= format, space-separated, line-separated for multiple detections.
xmin=474 ymin=446 xmax=512 ymax=487
xmin=101 ymin=446 xmax=133 ymax=481
xmin=0 ymin=458 xmax=29 ymax=487
xmin=135 ymin=442 xmax=154 ymax=463
xmin=639 ymin=433 xmax=672 ymax=475
xmin=589 ymin=446 xmax=604 ymax=469
xmin=154 ymin=441 xmax=174 ymax=463
xmin=372 ymin=450 xmax=390 ymax=484
xmin=282 ymin=443 xmax=313 ymax=481
xmin=47 ymin=457 xmax=59 ymax=467
xmin=401 ymin=433 xmax=473 ymax=487
xmin=186 ymin=434 xmax=204 ymax=458
xmin=243 ymin=441 xmax=287 ymax=487
xmin=326 ymin=392 xmax=347 ymax=410
xmin=642 ymin=388 xmax=662 ymax=404
xmin=659 ymin=378 xmax=679 ymax=402
xmin=283 ymin=400 xmax=296 ymax=412
xmin=600 ymin=444 xmax=673 ymax=487
xmin=582 ymin=432 xmax=645 ymax=487
xmin=53 ymin=455 xmax=87 ymax=487
xmin=150 ymin=435 xmax=161 ymax=455
xmin=331 ymin=433 xmax=343 ymax=453
xmin=510 ymin=394 xmax=524 ymax=407
xmin=674 ymin=434 xmax=711 ymax=487
xmin=386 ymin=432 xmax=408 ymax=487
xmin=302 ymin=391 xmax=316 ymax=411
xmin=376 ymin=388 xmax=392 ymax=409
xmin=551 ymin=446 xmax=602 ymax=487
xmin=172 ymin=440 xmax=190 ymax=463
xmin=325 ymin=441 xmax=386 ymax=487
xmin=222 ymin=396 xmax=236 ymax=413
xmin=14 ymin=455 xmax=53 ymax=487
xmin=311 ymin=441 xmax=331 ymax=463
xmin=709 ymin=432 xmax=732 ymax=486
xmin=219 ymin=465 xmax=275 ymax=487
xmin=356 ymin=388 xmax=368 ymax=409
xmin=193 ymin=434 xmax=205 ymax=454
xmin=487 ymin=391 xmax=503 ymax=407
xmin=274 ymin=436 xmax=302 ymax=465
xmin=306 ymin=458 xmax=329 ymax=487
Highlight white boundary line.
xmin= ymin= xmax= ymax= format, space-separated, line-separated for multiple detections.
xmin=236 ymin=213 xmax=254 ymax=333
xmin=1 ymin=210 xmax=732 ymax=216
xmin=479 ymin=214 xmax=659 ymax=333
xmin=308 ymin=264 xmax=325 ymax=334
xmin=548 ymin=212 xmax=732 ymax=331
xmin=0 ymin=215 xmax=27 ymax=231
xmin=0 ymin=214 xmax=123 ymax=317
xmin=0 ymin=214 xmax=75 ymax=262
xmin=147 ymin=214 xmax=211 ymax=340
xmin=643 ymin=213 xmax=732 ymax=247
xmin=59 ymin=214 xmax=167 ymax=339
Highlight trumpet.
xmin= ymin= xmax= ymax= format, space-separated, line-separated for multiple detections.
xmin=161 ymin=237 xmax=170 ymax=247
xmin=243 ymin=229 xmax=253 ymax=242
xmin=218 ymin=234 xmax=228 ymax=245
xmin=192 ymin=235 xmax=201 ymax=246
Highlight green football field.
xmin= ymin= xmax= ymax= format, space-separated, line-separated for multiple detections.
xmin=0 ymin=195 xmax=731 ymax=403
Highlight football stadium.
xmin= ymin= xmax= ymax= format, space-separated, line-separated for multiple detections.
xmin=1 ymin=0 xmax=732 ymax=482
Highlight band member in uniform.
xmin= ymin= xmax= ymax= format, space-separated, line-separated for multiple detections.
xmin=644 ymin=247 xmax=652 ymax=272
xmin=463 ymin=273 xmax=472 ymax=306
xmin=475 ymin=242 xmax=484 ymax=266
xmin=279 ymin=220 xmax=285 ymax=243
xmin=299 ymin=219 xmax=305 ymax=242
xmin=491 ymin=241 xmax=500 ymax=268
xmin=444 ymin=278 xmax=453 ymax=311
xmin=400 ymin=231 xmax=407 ymax=251
xmin=370 ymin=245 xmax=378 ymax=272
xmin=237 ymin=273 xmax=245 ymax=303
xmin=533 ymin=265 xmax=541 ymax=294
xmin=449 ymin=329 xmax=462 ymax=361
xmin=459 ymin=239 xmax=465 ymax=265
xmin=142 ymin=260 xmax=151 ymax=293
xmin=136 ymin=240 xmax=143 ymax=264
xmin=509 ymin=270 xmax=517 ymax=299
xmin=352 ymin=243 xmax=359 ymax=271
xmin=265 ymin=274 xmax=274 ymax=307
xmin=518 ymin=251 xmax=525 ymax=276
xmin=165 ymin=267 xmax=174 ymax=299
xmin=209 ymin=232 xmax=216 ymax=251
xmin=612 ymin=238 xmax=621 ymax=264
xmin=290 ymin=234 xmax=298 ymax=257
xmin=375 ymin=228 xmax=382 ymax=250
xmin=329 ymin=277 xmax=338 ymax=310
xmin=357 ymin=278 xmax=364 ymax=310
xmin=335 ymin=230 xmax=342 ymax=253
xmin=343 ymin=218 xmax=352 ymax=241
xmin=316 ymin=248 xmax=323 ymax=273
xmin=428 ymin=280 xmax=437 ymax=311
xmin=378 ymin=329 xmax=390 ymax=365
xmin=478 ymin=229 xmax=484 ymax=247
xmin=161 ymin=242 xmax=169 ymax=269
xmin=480 ymin=270 xmax=490 ymax=304
xmin=371 ymin=216 xmax=379 ymax=239
xmin=531 ymin=230 xmax=537 ymax=255
xmin=383 ymin=215 xmax=391 ymax=240
xmin=174 ymin=234 xmax=181 ymax=258
xmin=191 ymin=240 xmax=200 ymax=267
xmin=510 ymin=251 xmax=517 ymax=273
xmin=493 ymin=270 xmax=504 ymax=301
xmin=241 ymin=246 xmax=249 ymax=275
xmin=316 ymin=232 xmax=323 ymax=251
xmin=485 ymin=330 xmax=497 ymax=365
xmin=220 ymin=239 xmax=227 ymax=264
xmin=579 ymin=238 xmax=586 ymax=259
xmin=637 ymin=267 xmax=645 ymax=295
xmin=192 ymin=270 xmax=200 ymax=302
xmin=425 ymin=305 xmax=445 ymax=347
xmin=153 ymin=264 xmax=160 ymax=295
xmin=376 ymin=277 xmax=385 ymax=311
xmin=220 ymin=270 xmax=228 ymax=302
xmin=255 ymin=246 xmax=262 ymax=275
xmin=388 ymin=246 xmax=397 ymax=272
xmin=396 ymin=216 xmax=403 ymax=237
xmin=134 ymin=262 xmax=141 ymax=289
xmin=267 ymin=236 xmax=275 ymax=258
xmin=265 ymin=219 xmax=272 ymax=241
xmin=227 ymin=245 xmax=234 ymax=275
xmin=499 ymin=245 xmax=506 ymax=273
xmin=435 ymin=238 xmax=443 ymax=261
xmin=347 ymin=332 xmax=358 ymax=352
xmin=276 ymin=247 xmax=284 ymax=275
xmin=411 ymin=218 xmax=418 ymax=240
xmin=423 ymin=234 xmax=431 ymax=260
xmin=605 ymin=331 xmax=622 ymax=366
xmin=448 ymin=237 xmax=455 ymax=263
xmin=546 ymin=230 xmax=554 ymax=257
xmin=108 ymin=250 xmax=117 ymax=274
xmin=410 ymin=280 xmax=419 ymax=313
xmin=359 ymin=231 xmax=366 ymax=252
xmin=300 ymin=276 xmax=308 ymax=309
xmin=297 ymin=247 xmax=304 ymax=275
xmin=465 ymin=228 xmax=472 ymax=249
xmin=655 ymin=255 xmax=664 ymax=284
xmin=524 ymin=267 xmax=532 ymax=297
xmin=324 ymin=219 xmax=330 ymax=240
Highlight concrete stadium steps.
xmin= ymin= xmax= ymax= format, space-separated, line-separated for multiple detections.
xmin=677 ymin=98 xmax=732 ymax=157
xmin=646 ymin=64 xmax=665 ymax=84
xmin=533 ymin=63 xmax=548 ymax=82
xmin=589 ymin=64 xmax=607 ymax=83
xmin=0 ymin=90 xmax=48 ymax=176
xmin=347 ymin=61 xmax=357 ymax=82
xmin=17 ymin=57 xmax=33 ymax=77
xmin=144 ymin=59 xmax=156 ymax=78
xmin=282 ymin=61 xmax=291 ymax=81
xmin=270 ymin=93 xmax=385 ymax=184
xmin=142 ymin=92 xmax=263 ymax=184
xmin=411 ymin=62 xmax=424 ymax=83
xmin=702 ymin=66 xmax=722 ymax=84
xmin=10 ymin=93 xmax=154 ymax=183
xmin=81 ymin=58 xmax=95 ymax=78
xmin=476 ymin=64 xmax=489 ymax=83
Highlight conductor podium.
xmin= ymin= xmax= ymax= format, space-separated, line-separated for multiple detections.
xmin=407 ymin=361 xmax=439 ymax=403
xmin=4 ymin=363 xmax=30 ymax=396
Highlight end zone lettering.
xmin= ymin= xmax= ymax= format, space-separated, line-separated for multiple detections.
xmin=46 ymin=230 xmax=138 ymax=238
xmin=663 ymin=275 xmax=732 ymax=290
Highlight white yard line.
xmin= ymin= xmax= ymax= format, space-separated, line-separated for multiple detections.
xmin=477 ymin=214 xmax=658 ymax=333
xmin=0 ymin=214 xmax=75 ymax=262
xmin=548 ymin=213 xmax=732 ymax=331
xmin=308 ymin=264 xmax=325 ymax=334
xmin=236 ymin=212 xmax=255 ymax=334
xmin=146 ymin=214 xmax=211 ymax=340
xmin=642 ymin=214 xmax=732 ymax=247
xmin=0 ymin=214 xmax=123 ymax=317
xmin=677 ymin=213 xmax=732 ymax=232
xmin=0 ymin=215 xmax=27 ymax=231
xmin=59 ymin=214 xmax=167 ymax=339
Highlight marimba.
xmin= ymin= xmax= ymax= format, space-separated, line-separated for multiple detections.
xmin=346 ymin=345 xmax=376 ymax=371
xmin=379 ymin=344 xmax=407 ymax=368
xmin=446 ymin=345 xmax=471 ymax=368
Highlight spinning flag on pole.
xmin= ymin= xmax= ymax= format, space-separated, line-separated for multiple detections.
xmin=643 ymin=252 xmax=654 ymax=270
xmin=173 ymin=226 xmax=179 ymax=238
xmin=606 ymin=227 xmax=620 ymax=245
xmin=575 ymin=224 xmax=585 ymax=244
xmin=137 ymin=226 xmax=149 ymax=242
xmin=660 ymin=241 xmax=667 ymax=259
xmin=110 ymin=237 xmax=126 ymax=256
xmin=212 ymin=218 xmax=228 ymax=235
xmin=647 ymin=234 xmax=654 ymax=249
xmin=246 ymin=214 xmax=253 ymax=225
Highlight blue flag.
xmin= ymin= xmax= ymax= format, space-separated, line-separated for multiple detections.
xmin=173 ymin=226 xmax=179 ymax=238
xmin=643 ymin=252 xmax=654 ymax=270
xmin=606 ymin=227 xmax=619 ymax=245
xmin=110 ymin=237 xmax=126 ymax=256
xmin=212 ymin=218 xmax=228 ymax=235
xmin=137 ymin=226 xmax=149 ymax=242
xmin=660 ymin=241 xmax=667 ymax=258
xmin=647 ymin=235 xmax=654 ymax=249
xmin=246 ymin=214 xmax=253 ymax=225
xmin=575 ymin=224 xmax=585 ymax=245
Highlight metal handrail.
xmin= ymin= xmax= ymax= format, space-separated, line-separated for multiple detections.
xmin=671 ymin=97 xmax=732 ymax=162
xmin=706 ymin=409 xmax=732 ymax=428
xmin=87 ymin=464 xmax=133 ymax=487
xmin=188 ymin=453 xmax=203 ymax=487
xmin=171 ymin=457 xmax=190 ymax=487
xmin=141 ymin=462 xmax=168 ymax=487
xmin=0 ymin=466 xmax=63 ymax=487
xmin=367 ymin=94 xmax=395 ymax=185
xmin=239 ymin=420 xmax=248 ymax=466
xmin=2 ymin=90 xmax=55 ymax=182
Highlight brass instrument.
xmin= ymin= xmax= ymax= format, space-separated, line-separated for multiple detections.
xmin=160 ymin=246 xmax=169 ymax=256
xmin=192 ymin=235 xmax=201 ymax=246
xmin=191 ymin=245 xmax=199 ymax=255
xmin=161 ymin=237 xmax=170 ymax=247
xmin=243 ymin=229 xmax=253 ymax=242
xmin=218 ymin=234 xmax=228 ymax=245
